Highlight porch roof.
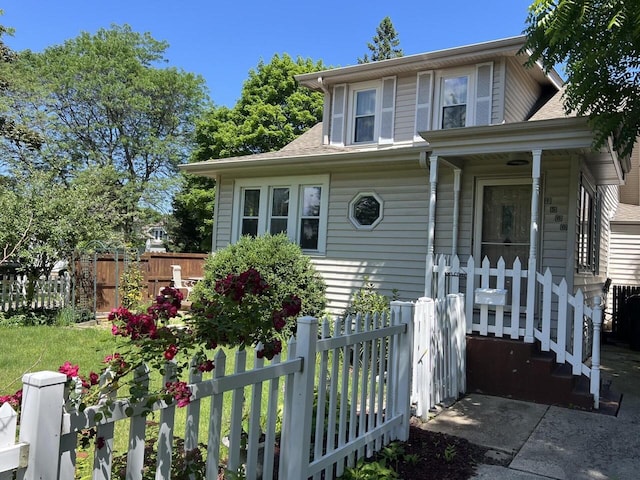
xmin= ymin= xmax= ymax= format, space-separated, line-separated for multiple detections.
xmin=420 ymin=117 xmax=626 ymax=185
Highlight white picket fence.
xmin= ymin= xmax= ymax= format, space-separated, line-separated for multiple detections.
xmin=411 ymin=295 xmax=466 ymax=419
xmin=0 ymin=273 xmax=71 ymax=311
xmin=0 ymin=302 xmax=414 ymax=480
xmin=429 ymin=254 xmax=603 ymax=407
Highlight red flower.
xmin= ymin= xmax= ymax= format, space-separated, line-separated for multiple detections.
xmin=59 ymin=361 xmax=79 ymax=379
xmin=89 ymin=372 xmax=99 ymax=386
xmin=164 ymin=344 xmax=178 ymax=361
xmin=197 ymin=360 xmax=214 ymax=372
xmin=165 ymin=381 xmax=191 ymax=408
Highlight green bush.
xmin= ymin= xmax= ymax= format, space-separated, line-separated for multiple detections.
xmin=192 ymin=234 xmax=326 ymax=336
xmin=344 ymin=276 xmax=398 ymax=318
xmin=119 ymin=262 xmax=145 ymax=310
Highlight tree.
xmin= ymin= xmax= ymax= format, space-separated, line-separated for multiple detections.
xmin=174 ymin=54 xmax=325 ymax=252
xmin=0 ymin=15 xmax=41 ymax=153
xmin=523 ymin=0 xmax=640 ymax=158
xmin=0 ymin=168 xmax=116 ymax=305
xmin=358 ymin=16 xmax=404 ymax=64
xmin=192 ymin=53 xmax=325 ymax=160
xmin=168 ymin=175 xmax=216 ymax=253
xmin=3 ymin=25 xmax=208 ymax=242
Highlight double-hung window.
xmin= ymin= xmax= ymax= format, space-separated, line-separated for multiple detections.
xmin=576 ymin=175 xmax=600 ymax=273
xmin=415 ymin=62 xmax=493 ymax=136
xmin=234 ymin=175 xmax=329 ymax=254
xmin=331 ymin=77 xmax=396 ymax=146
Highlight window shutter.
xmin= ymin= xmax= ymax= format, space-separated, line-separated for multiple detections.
xmin=414 ymin=71 xmax=433 ymax=141
xmin=475 ymin=63 xmax=493 ymax=126
xmin=379 ymin=76 xmax=396 ymax=144
xmin=330 ymin=84 xmax=347 ymax=146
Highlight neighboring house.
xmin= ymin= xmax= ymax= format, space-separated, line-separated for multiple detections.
xmin=182 ymin=36 xmax=632 ymax=408
xmin=144 ymin=224 xmax=169 ymax=253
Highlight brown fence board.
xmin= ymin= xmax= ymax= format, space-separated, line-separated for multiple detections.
xmin=75 ymin=252 xmax=208 ymax=312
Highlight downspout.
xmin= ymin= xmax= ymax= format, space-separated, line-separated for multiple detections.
xmin=525 ymin=149 xmax=542 ymax=343
xmin=452 ymin=169 xmax=462 ymax=257
xmin=424 ymin=153 xmax=438 ymax=297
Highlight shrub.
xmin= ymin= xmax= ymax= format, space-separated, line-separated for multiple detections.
xmin=119 ymin=262 xmax=145 ymax=310
xmin=191 ymin=234 xmax=327 ymax=337
xmin=344 ymin=276 xmax=398 ymax=318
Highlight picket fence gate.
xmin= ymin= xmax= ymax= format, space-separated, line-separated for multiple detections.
xmin=0 ymin=302 xmax=414 ymax=480
xmin=430 ymin=254 xmax=603 ymax=407
xmin=411 ymin=295 xmax=466 ymax=419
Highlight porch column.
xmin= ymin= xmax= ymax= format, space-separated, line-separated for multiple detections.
xmin=425 ymin=154 xmax=438 ymax=296
xmin=525 ymin=149 xmax=542 ymax=343
xmin=452 ymin=168 xmax=462 ymax=256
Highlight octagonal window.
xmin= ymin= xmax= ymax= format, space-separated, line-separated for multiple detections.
xmin=349 ymin=192 xmax=383 ymax=230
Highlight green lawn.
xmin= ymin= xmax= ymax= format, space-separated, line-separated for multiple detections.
xmin=0 ymin=325 xmax=117 ymax=394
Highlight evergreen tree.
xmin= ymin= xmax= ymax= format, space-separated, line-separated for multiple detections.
xmin=358 ymin=16 xmax=404 ymax=64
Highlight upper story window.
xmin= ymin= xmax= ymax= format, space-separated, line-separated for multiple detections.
xmin=414 ymin=62 xmax=493 ymax=139
xmin=441 ymin=76 xmax=468 ymax=129
xmin=354 ymin=89 xmax=377 ymax=143
xmin=331 ymin=77 xmax=396 ymax=146
xmin=233 ymin=175 xmax=330 ymax=254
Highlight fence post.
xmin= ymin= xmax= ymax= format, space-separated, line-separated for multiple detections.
xmin=591 ymin=296 xmax=602 ymax=409
xmin=19 ymin=371 xmax=67 ymax=480
xmin=285 ymin=316 xmax=318 ymax=480
xmin=392 ymin=301 xmax=414 ymax=442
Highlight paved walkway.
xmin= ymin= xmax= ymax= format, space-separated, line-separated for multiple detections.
xmin=420 ymin=343 xmax=640 ymax=480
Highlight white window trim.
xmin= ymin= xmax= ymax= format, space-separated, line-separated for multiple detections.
xmin=348 ymin=191 xmax=384 ymax=230
xmin=346 ymin=80 xmax=382 ymax=145
xmin=231 ymin=175 xmax=330 ymax=254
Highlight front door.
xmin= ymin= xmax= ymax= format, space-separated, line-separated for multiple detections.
xmin=474 ymin=178 xmax=531 ymax=267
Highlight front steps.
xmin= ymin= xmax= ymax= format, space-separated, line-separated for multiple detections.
xmin=466 ymin=335 xmax=597 ymax=410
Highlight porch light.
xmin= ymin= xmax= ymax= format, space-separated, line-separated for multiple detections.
xmin=506 ymin=159 xmax=529 ymax=166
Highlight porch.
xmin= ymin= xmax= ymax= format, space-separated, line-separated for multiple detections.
xmin=425 ymin=253 xmax=604 ymax=409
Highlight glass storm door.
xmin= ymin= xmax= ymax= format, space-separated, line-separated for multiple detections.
xmin=475 ymin=180 xmax=531 ymax=267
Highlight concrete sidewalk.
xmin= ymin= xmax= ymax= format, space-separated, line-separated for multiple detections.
xmin=420 ymin=343 xmax=640 ymax=480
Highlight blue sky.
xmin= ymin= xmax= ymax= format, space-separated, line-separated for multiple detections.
xmin=3 ymin=1 xmax=536 ymax=108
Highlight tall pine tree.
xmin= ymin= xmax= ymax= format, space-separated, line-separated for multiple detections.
xmin=358 ymin=16 xmax=403 ymax=64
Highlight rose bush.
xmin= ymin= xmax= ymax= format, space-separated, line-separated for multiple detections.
xmin=0 ymin=266 xmax=303 ymax=422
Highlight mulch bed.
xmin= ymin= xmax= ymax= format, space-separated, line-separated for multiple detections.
xmin=396 ymin=423 xmax=490 ymax=480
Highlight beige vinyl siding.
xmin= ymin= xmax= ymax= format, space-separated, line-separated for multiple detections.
xmin=311 ymin=166 xmax=429 ymax=313
xmin=620 ymin=142 xmax=640 ymax=205
xmin=489 ymin=59 xmax=504 ymax=125
xmin=610 ymin=224 xmax=640 ymax=285
xmin=503 ymin=57 xmax=542 ymax=123
xmin=394 ymin=74 xmax=417 ymax=142
xmin=214 ymin=177 xmax=234 ymax=250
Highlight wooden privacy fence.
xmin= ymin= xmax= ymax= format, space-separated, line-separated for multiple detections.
xmin=0 ymin=273 xmax=71 ymax=312
xmin=430 ymin=254 xmax=603 ymax=408
xmin=0 ymin=303 xmax=414 ymax=480
xmin=411 ymin=295 xmax=466 ymax=420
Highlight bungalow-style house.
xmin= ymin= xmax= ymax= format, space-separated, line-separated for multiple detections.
xmin=182 ymin=36 xmax=632 ymax=409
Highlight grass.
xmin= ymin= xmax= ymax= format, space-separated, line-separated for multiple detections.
xmin=0 ymin=325 xmax=117 ymax=394
xmin=0 ymin=323 xmax=279 ymax=477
